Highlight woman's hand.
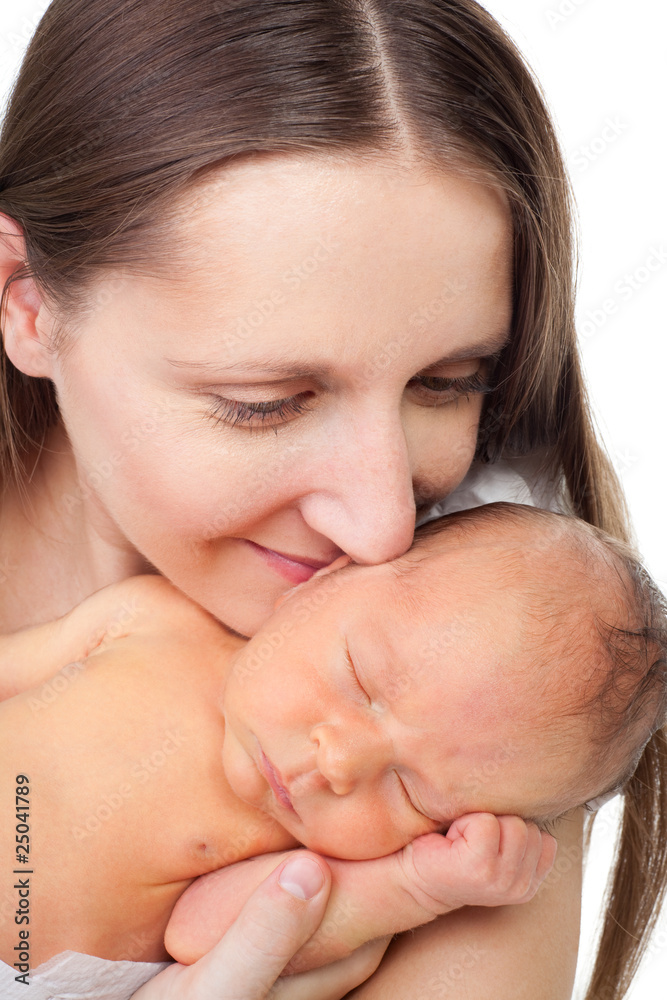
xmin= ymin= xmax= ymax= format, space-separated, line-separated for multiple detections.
xmin=132 ymin=851 xmax=390 ymax=1000
xmin=166 ymin=814 xmax=556 ymax=975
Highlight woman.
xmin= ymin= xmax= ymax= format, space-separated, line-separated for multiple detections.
xmin=1 ymin=1 xmax=665 ymax=999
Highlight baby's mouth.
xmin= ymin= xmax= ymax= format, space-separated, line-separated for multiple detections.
xmin=260 ymin=749 xmax=296 ymax=814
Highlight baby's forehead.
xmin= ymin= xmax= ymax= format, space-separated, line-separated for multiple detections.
xmin=379 ymin=513 xmax=626 ymax=687
xmin=389 ymin=516 xmax=551 ymax=599
xmin=399 ymin=509 xmax=621 ymax=601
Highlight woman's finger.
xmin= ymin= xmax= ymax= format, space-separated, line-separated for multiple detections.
xmin=270 ymin=938 xmax=391 ymax=1000
xmin=132 ymin=852 xmax=332 ymax=1000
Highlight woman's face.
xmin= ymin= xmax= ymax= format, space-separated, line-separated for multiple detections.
xmin=47 ymin=155 xmax=513 ymax=635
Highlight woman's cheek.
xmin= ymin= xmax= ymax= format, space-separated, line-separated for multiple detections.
xmin=411 ymin=400 xmax=482 ymax=505
xmin=109 ymin=419 xmax=278 ymax=539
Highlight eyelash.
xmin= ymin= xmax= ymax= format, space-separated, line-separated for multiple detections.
xmin=207 ymin=370 xmax=493 ymax=430
xmin=344 ymin=648 xmax=370 ymax=703
xmin=539 ymin=819 xmax=558 ymax=836
xmin=208 ymin=393 xmax=312 ymax=428
xmin=395 ymin=771 xmax=432 ymax=822
xmin=342 ymin=649 xmax=433 ymax=822
xmin=410 ymin=370 xmax=492 ymax=404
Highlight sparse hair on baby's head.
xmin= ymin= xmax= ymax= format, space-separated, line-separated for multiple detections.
xmin=407 ymin=502 xmax=667 ymax=797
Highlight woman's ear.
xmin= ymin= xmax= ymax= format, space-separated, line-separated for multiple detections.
xmin=272 ymin=555 xmax=354 ymax=611
xmin=0 ymin=214 xmax=57 ymax=378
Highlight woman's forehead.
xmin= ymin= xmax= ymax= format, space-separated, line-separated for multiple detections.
xmin=157 ymin=154 xmax=513 ymax=300
xmin=76 ymin=156 xmax=513 ymax=383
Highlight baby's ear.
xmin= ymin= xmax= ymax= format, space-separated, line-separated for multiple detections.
xmin=272 ymin=555 xmax=354 ymax=611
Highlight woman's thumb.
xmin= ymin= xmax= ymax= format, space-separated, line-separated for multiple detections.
xmin=186 ymin=852 xmax=331 ymax=999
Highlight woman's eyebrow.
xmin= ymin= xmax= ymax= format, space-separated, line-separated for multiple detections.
xmin=166 ymin=357 xmax=328 ymax=379
xmin=164 ymin=335 xmax=510 ymax=379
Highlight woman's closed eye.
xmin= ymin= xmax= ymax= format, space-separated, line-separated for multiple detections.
xmin=207 ymin=392 xmax=313 ymax=429
xmin=205 ymin=364 xmax=494 ymax=430
xmin=408 ymin=370 xmax=492 ymax=405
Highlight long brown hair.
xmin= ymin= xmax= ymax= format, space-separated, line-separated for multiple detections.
xmin=1 ymin=2 xmax=664 ymax=995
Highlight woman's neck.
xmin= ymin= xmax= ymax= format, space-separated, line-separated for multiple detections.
xmin=0 ymin=421 xmax=156 ymax=631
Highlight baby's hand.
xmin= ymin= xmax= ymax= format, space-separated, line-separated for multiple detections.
xmin=287 ymin=814 xmax=556 ymax=972
xmin=166 ymin=815 xmax=557 ymax=975
xmin=398 ymin=813 xmax=557 ymax=914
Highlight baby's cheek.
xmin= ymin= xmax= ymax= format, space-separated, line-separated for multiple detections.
xmin=301 ymin=803 xmax=422 ymax=860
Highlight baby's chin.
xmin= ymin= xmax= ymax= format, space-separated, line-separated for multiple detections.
xmin=297 ymin=829 xmax=414 ymax=861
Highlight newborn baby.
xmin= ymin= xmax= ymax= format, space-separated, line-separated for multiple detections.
xmin=0 ymin=502 xmax=663 ymax=977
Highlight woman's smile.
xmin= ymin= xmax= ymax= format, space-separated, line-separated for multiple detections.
xmin=243 ymin=540 xmax=331 ymax=585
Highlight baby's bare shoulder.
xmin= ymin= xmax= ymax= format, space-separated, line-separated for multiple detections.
xmin=61 ymin=575 xmax=221 ymax=658
xmin=1 ymin=576 xmax=223 ymax=702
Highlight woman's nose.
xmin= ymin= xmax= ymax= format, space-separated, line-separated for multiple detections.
xmin=297 ymin=411 xmax=417 ymax=565
xmin=310 ymin=721 xmax=390 ymax=795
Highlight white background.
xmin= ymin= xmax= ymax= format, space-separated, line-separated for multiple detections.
xmin=1 ymin=1 xmax=665 ymax=996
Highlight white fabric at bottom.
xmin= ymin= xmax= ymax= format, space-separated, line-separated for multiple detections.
xmin=0 ymin=951 xmax=170 ymax=1000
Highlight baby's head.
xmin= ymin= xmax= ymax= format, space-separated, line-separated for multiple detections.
xmin=221 ymin=503 xmax=667 ymax=859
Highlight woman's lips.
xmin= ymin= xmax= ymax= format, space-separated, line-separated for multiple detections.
xmin=244 ymin=540 xmax=328 ymax=585
xmin=260 ymin=749 xmax=296 ymax=813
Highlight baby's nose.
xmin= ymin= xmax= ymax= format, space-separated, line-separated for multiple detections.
xmin=310 ymin=722 xmax=389 ymax=795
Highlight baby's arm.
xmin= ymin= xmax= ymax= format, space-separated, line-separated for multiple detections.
xmin=165 ymin=813 xmax=557 ymax=974
xmin=0 ymin=574 xmax=181 ymax=701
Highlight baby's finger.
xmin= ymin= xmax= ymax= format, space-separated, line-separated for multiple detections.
xmin=535 ymin=830 xmax=558 ymax=883
xmin=509 ymin=825 xmax=558 ymax=902
xmin=448 ymin=813 xmax=502 ymax=858
xmin=516 ymin=823 xmax=555 ymax=878
xmin=495 ymin=815 xmax=531 ymax=869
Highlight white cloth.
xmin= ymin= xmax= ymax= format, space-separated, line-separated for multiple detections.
xmin=417 ymin=453 xmax=563 ymax=525
xmin=0 ymin=951 xmax=170 ymax=1000
xmin=1 ymin=455 xmax=562 ymax=999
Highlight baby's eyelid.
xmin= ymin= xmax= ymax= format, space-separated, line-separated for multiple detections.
xmin=344 ymin=646 xmax=370 ymax=701
xmin=395 ymin=770 xmax=429 ymax=821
